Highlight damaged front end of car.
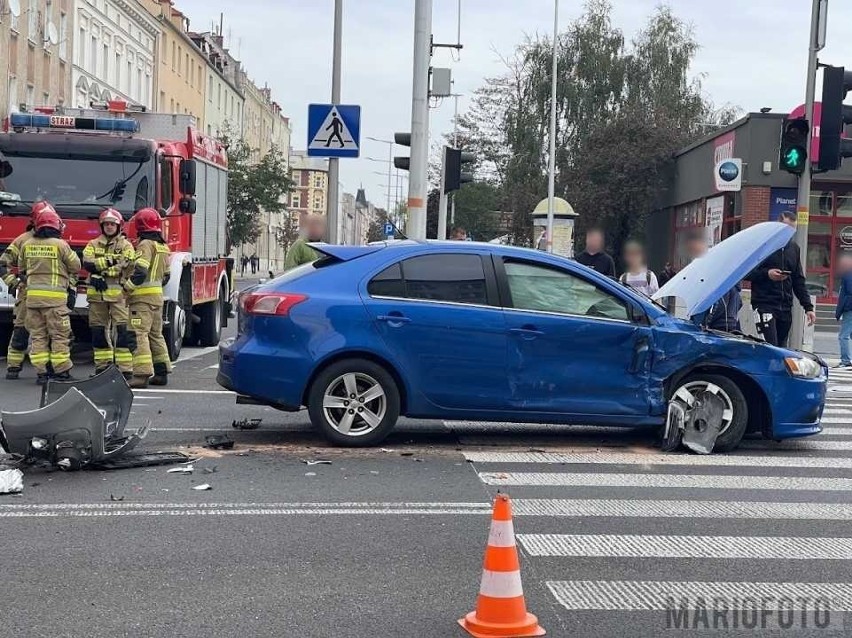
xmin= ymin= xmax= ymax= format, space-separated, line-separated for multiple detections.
xmin=0 ymin=367 xmax=147 ymax=471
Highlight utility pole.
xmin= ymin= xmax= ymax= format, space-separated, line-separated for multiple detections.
xmin=790 ymin=0 xmax=826 ymax=350
xmin=450 ymin=94 xmax=460 ymax=226
xmin=406 ymin=0 xmax=432 ymax=240
xmin=545 ymin=0 xmax=559 ymax=253
xmin=438 ymin=149 xmax=448 ymax=239
xmin=326 ymin=0 xmax=343 ymax=244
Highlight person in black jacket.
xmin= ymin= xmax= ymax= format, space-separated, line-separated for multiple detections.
xmin=685 ymin=234 xmax=742 ymax=332
xmin=576 ymin=227 xmax=616 ymax=277
xmin=747 ymin=211 xmax=816 ymax=347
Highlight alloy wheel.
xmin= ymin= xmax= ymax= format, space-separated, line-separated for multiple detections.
xmin=321 ymin=372 xmax=387 ymax=436
xmin=672 ymin=380 xmax=735 ymax=436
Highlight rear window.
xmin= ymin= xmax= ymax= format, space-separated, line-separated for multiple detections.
xmin=367 ymin=253 xmax=488 ymax=305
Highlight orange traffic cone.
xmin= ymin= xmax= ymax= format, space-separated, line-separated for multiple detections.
xmin=458 ymin=493 xmax=545 ymax=637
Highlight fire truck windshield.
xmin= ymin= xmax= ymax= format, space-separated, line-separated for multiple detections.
xmin=0 ymin=152 xmax=154 ymax=216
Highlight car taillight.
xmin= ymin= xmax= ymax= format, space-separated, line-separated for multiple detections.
xmin=241 ymin=292 xmax=307 ymax=316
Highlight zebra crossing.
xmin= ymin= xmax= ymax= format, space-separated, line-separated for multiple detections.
xmin=462 ymin=370 xmax=852 ymax=632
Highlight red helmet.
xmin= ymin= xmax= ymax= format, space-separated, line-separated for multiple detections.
xmin=99 ymin=207 xmax=123 ymax=227
xmin=133 ymin=207 xmax=162 ymax=233
xmin=31 ymin=201 xmax=55 ymax=222
xmin=35 ymin=209 xmax=62 ymax=232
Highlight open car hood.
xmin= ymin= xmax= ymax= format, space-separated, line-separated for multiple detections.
xmin=652 ymin=222 xmax=795 ymax=316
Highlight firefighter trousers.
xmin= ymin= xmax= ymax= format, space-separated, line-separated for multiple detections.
xmin=25 ymin=305 xmax=72 ymax=374
xmin=7 ymin=294 xmax=29 ymax=370
xmin=89 ymin=300 xmax=134 ymax=373
xmin=129 ymin=302 xmax=171 ymax=377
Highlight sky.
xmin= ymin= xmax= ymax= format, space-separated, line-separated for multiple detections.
xmin=177 ymin=0 xmax=850 ymax=212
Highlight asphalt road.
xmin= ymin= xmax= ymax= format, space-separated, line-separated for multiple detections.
xmin=1 ymin=292 xmax=852 ymax=637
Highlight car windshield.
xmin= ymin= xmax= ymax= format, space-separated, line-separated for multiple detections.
xmin=0 ymin=154 xmax=154 ymax=215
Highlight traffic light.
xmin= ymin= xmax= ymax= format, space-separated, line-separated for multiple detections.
xmin=393 ymin=132 xmax=411 ymax=171
xmin=818 ymin=65 xmax=852 ymax=171
xmin=443 ymin=147 xmax=474 ymax=193
xmin=779 ymin=118 xmax=809 ymax=175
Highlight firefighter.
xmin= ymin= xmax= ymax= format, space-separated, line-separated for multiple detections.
xmin=124 ymin=207 xmax=171 ymax=388
xmin=21 ymin=208 xmax=81 ymax=384
xmin=0 ymin=201 xmax=54 ymax=380
xmin=82 ymin=208 xmax=136 ymax=376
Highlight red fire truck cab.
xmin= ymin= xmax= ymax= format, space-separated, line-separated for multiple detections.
xmin=0 ymin=101 xmax=234 ymax=360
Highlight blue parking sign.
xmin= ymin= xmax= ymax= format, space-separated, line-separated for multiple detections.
xmin=383 ymin=222 xmax=394 ymax=237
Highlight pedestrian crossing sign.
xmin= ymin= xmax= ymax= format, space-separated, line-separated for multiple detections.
xmin=307 ymin=104 xmax=361 ymax=158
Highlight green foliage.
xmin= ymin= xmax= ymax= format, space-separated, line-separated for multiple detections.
xmin=456 ymin=0 xmax=739 ymax=254
xmin=220 ymin=128 xmax=293 ymax=250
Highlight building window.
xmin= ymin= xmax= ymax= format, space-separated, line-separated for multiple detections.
xmin=314 ymin=175 xmax=324 ymax=189
xmin=126 ymin=59 xmax=132 ymax=94
xmin=208 ymin=75 xmax=213 ymax=102
xmin=115 ymin=51 xmax=121 ymax=87
xmin=190 ymin=60 xmax=194 ymax=86
xmin=7 ymin=77 xmax=18 ymax=115
xmin=78 ymin=27 xmax=85 ymax=66
xmin=171 ymin=41 xmax=176 ymax=71
xmin=25 ymin=84 xmax=34 ymax=107
xmin=160 ymin=34 xmax=167 ymax=64
xmin=300 ymin=171 xmax=309 ymax=187
xmin=136 ymin=68 xmax=142 ymax=101
xmin=90 ymin=35 xmax=97 ymax=74
xmin=185 ymin=53 xmax=189 ymax=82
xmin=102 ymin=43 xmax=109 ymax=78
xmin=291 ymin=193 xmax=301 ymax=208
xmin=27 ymin=0 xmax=37 ymax=39
xmin=58 ymin=13 xmax=67 ymax=59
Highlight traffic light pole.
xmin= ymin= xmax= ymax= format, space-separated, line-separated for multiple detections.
xmin=790 ymin=0 xmax=824 ymax=350
xmin=438 ymin=148 xmax=448 ymax=240
xmin=407 ymin=0 xmax=432 ymax=240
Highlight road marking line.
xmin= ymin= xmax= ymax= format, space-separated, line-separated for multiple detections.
xmin=740 ymin=439 xmax=852 ymax=451
xmin=519 ymin=534 xmax=852 ymax=559
xmin=479 ymin=472 xmax=852 ymax=491
xmin=463 ymin=451 xmax=852 ymax=469
xmin=823 ymin=409 xmax=852 ymax=415
xmin=511 ymin=499 xmax=852 ymax=520
xmin=133 ymin=389 xmax=234 ymax=395
xmin=0 ymin=502 xmax=492 ymax=518
xmin=814 ymin=427 xmax=852 ymax=436
xmin=546 ymin=581 xmax=852 ymax=611
xmin=174 ymin=346 xmax=219 ymax=364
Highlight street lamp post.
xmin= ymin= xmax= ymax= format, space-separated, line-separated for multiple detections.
xmin=367 ymin=136 xmax=394 ymax=215
xmin=546 ymin=0 xmax=559 ymax=253
xmin=326 ymin=0 xmax=343 ymax=244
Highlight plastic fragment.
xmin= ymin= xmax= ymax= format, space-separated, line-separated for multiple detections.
xmin=301 ymin=459 xmax=332 ymax=466
xmin=204 ymin=435 xmax=234 ymax=450
xmin=232 ymin=418 xmax=262 ymax=430
xmin=0 ymin=469 xmax=24 ymax=494
xmin=192 ymin=483 xmax=212 ymax=491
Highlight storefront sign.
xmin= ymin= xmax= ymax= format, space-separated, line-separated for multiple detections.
xmin=769 ymin=188 xmax=797 ymax=220
xmin=705 ymin=196 xmax=724 ymax=246
xmin=841 ymin=226 xmax=852 ymax=246
xmin=714 ymin=158 xmax=742 ymax=191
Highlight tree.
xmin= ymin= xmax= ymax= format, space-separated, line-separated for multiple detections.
xmin=220 ymin=128 xmax=293 ymax=251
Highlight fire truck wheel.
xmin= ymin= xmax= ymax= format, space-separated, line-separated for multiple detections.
xmin=164 ymin=300 xmax=185 ymax=362
xmin=197 ymin=285 xmax=225 ymax=347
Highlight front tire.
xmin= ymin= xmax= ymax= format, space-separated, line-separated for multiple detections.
xmin=197 ymin=283 xmax=225 ymax=346
xmin=671 ymin=373 xmax=748 ymax=453
xmin=307 ymin=359 xmax=400 ymax=447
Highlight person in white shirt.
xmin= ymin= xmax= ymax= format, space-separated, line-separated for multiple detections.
xmin=619 ymin=240 xmax=659 ymax=297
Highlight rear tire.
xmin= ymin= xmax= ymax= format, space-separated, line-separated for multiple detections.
xmin=197 ymin=283 xmax=225 ymax=347
xmin=307 ymin=358 xmax=400 ymax=447
xmin=671 ymin=373 xmax=748 ymax=453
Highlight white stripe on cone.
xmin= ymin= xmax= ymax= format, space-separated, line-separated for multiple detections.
xmin=487 ymin=520 xmax=516 ymax=548
xmin=479 ymin=569 xmax=524 ymax=599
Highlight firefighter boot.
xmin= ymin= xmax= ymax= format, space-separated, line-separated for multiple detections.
xmin=53 ymin=370 xmax=75 ymax=382
xmin=36 ymin=373 xmax=50 ymax=386
xmin=149 ymin=363 xmax=169 ymax=387
xmin=128 ymin=376 xmax=149 ymax=389
xmin=5 ymin=367 xmax=21 ymax=380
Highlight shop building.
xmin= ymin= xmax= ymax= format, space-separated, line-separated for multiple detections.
xmin=648 ymin=111 xmax=852 ymax=311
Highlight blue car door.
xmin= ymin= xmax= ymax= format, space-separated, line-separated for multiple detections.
xmin=497 ymin=257 xmax=652 ymax=417
xmin=361 ymin=251 xmax=509 ymax=411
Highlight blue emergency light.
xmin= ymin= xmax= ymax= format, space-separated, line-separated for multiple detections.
xmin=9 ymin=112 xmax=138 ymax=133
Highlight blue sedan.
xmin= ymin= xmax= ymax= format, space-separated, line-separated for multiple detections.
xmin=217 ymin=238 xmax=826 ymax=449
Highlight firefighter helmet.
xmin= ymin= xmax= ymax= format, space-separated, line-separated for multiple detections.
xmin=133 ymin=207 xmax=162 ymax=233
xmin=34 ymin=209 xmax=62 ymax=232
xmin=99 ymin=207 xmax=123 ymax=227
xmin=31 ymin=201 xmax=56 ymax=222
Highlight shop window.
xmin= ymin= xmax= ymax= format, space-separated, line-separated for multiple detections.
xmin=812 ymin=190 xmax=834 ymax=216
xmin=672 ymin=200 xmax=705 ymax=270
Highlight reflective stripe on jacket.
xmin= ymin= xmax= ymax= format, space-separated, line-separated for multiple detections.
xmin=83 ymin=233 xmax=135 ymax=303
xmin=22 ymin=238 xmax=81 ymax=308
xmin=125 ymin=239 xmax=170 ymax=306
xmin=0 ymin=230 xmax=34 ymax=295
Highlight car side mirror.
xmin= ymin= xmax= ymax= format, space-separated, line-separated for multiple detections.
xmin=179 ymin=159 xmax=196 ymax=196
xmin=179 ymin=198 xmax=196 ymax=214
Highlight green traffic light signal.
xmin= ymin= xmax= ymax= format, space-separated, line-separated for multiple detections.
xmin=779 ymin=117 xmax=809 ymax=175
xmin=782 ymin=147 xmax=805 ymax=172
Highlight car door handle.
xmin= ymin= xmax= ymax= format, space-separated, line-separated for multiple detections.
xmin=509 ymin=326 xmax=544 ymax=337
xmin=377 ymin=314 xmax=411 ymax=324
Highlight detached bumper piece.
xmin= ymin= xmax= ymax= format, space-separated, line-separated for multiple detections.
xmin=0 ymin=367 xmax=147 ymax=471
xmin=663 ymin=390 xmax=726 ymax=455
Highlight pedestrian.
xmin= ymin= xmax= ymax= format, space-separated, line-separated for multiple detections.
xmin=250 ymin=253 xmax=258 ymax=274
xmin=746 ymin=211 xmax=816 ymax=347
xmin=0 ymin=201 xmax=54 ymax=380
xmin=835 ymin=254 xmax=852 ymax=368
xmin=450 ymin=227 xmax=467 ymax=241
xmin=618 ymin=240 xmax=659 ymax=297
xmin=20 ymin=207 xmax=80 ymax=385
xmin=685 ymin=233 xmax=742 ymax=332
xmin=657 ymin=262 xmax=678 ymax=287
xmin=82 ymin=208 xmax=135 ymax=377
xmin=123 ymin=208 xmax=172 ymax=389
xmin=576 ymin=227 xmax=616 ymax=277
xmin=240 ymin=255 xmax=248 ymax=275
xmin=285 ymin=215 xmax=324 ymax=270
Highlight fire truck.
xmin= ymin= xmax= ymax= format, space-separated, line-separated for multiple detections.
xmin=0 ymin=101 xmax=233 ymax=361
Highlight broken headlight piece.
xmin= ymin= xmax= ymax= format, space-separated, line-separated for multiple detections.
xmin=784 ymin=357 xmax=822 ymax=379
